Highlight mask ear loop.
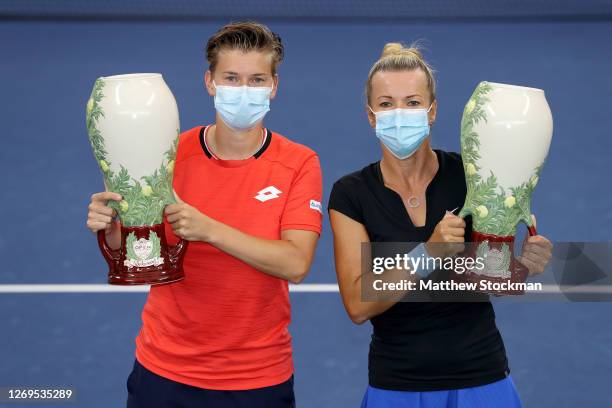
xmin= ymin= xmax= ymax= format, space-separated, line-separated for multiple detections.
xmin=426 ymin=101 xmax=435 ymax=125
xmin=211 ymin=79 xmax=220 ymax=95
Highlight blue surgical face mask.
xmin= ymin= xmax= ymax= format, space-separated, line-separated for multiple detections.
xmin=213 ymin=81 xmax=273 ymax=131
xmin=369 ymin=104 xmax=433 ymax=159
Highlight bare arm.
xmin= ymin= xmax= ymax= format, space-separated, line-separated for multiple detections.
xmin=165 ymin=199 xmax=319 ymax=284
xmin=329 ymin=209 xmax=414 ymax=324
xmin=330 ymin=210 xmax=467 ymax=324
xmin=207 ymin=221 xmax=319 ymax=284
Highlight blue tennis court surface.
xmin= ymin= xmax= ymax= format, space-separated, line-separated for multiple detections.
xmin=1 ymin=15 xmax=611 ymax=408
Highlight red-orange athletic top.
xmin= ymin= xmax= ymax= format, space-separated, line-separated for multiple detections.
xmin=135 ymin=125 xmax=323 ymax=390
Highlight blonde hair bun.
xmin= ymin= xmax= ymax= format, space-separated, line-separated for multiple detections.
xmin=366 ymin=40 xmax=436 ymax=104
xmin=381 ymin=42 xmax=423 ymax=60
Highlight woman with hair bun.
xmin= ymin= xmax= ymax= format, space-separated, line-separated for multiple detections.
xmin=328 ymin=42 xmax=552 ymax=407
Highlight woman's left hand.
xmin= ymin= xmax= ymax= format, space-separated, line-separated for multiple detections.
xmin=518 ymin=215 xmax=553 ymax=276
xmin=165 ymin=192 xmax=213 ymax=242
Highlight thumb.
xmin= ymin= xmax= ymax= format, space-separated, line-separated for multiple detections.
xmin=173 ymin=189 xmax=184 ymax=204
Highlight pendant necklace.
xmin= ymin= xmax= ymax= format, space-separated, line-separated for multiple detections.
xmin=377 ymin=161 xmax=423 ymax=208
xmin=406 ymin=196 xmax=421 ymax=208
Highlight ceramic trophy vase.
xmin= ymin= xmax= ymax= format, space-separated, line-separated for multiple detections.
xmin=458 ymin=81 xmax=553 ymax=293
xmin=86 ymin=73 xmax=188 ymax=285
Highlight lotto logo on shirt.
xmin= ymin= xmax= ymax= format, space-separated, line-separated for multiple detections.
xmin=255 ymin=186 xmax=282 ymax=202
xmin=309 ymin=199 xmax=322 ymax=213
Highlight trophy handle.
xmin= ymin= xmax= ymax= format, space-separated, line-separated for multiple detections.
xmin=527 ymin=225 xmax=537 ymax=236
xmin=521 ymin=213 xmax=538 ymax=237
xmin=168 ymin=238 xmax=189 ymax=264
xmin=457 ymin=204 xmax=470 ymax=219
xmin=97 ymin=229 xmax=121 ymax=265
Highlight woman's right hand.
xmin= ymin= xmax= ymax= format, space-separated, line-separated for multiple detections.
xmin=86 ymin=192 xmax=122 ymax=234
xmin=426 ymin=211 xmax=465 ymax=257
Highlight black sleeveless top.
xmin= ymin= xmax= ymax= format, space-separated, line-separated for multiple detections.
xmin=328 ymin=149 xmax=510 ymax=391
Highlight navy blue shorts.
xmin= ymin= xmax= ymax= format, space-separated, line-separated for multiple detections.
xmin=126 ymin=359 xmax=295 ymax=408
